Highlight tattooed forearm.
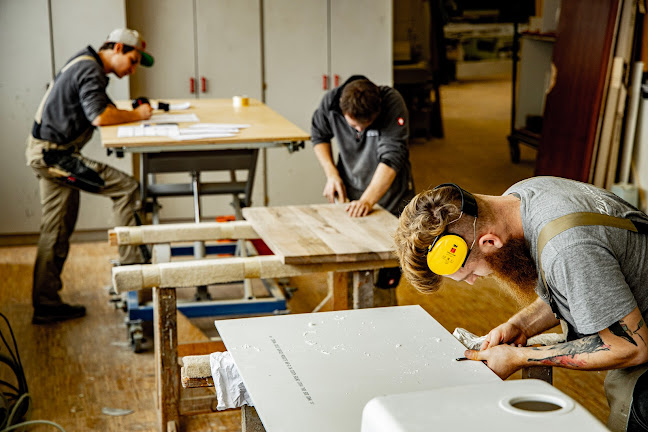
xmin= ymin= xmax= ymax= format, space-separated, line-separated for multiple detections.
xmin=609 ymin=321 xmax=638 ymax=346
xmin=527 ymin=335 xmax=610 ymax=368
xmin=636 ymin=319 xmax=646 ymax=345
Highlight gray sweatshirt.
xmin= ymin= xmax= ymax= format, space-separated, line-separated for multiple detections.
xmin=310 ymin=76 xmax=414 ymax=215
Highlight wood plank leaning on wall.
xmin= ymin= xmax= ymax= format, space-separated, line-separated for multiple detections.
xmin=534 ymin=0 xmax=621 ymax=182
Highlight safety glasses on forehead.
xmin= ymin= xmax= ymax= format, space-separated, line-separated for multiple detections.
xmin=426 ymin=183 xmax=478 ymax=275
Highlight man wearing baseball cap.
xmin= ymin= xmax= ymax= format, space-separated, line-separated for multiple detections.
xmin=25 ymin=28 xmax=154 ymax=324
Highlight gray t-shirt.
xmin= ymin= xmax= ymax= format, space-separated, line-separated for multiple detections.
xmin=505 ymin=177 xmax=648 ymax=336
xmin=33 ymin=46 xmax=111 ymax=146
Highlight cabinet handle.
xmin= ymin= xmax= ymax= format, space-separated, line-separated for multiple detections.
xmin=322 ymin=74 xmax=328 ymax=90
xmin=334 ymin=74 xmax=340 ymax=87
xmin=190 ymin=77 xmax=195 ymax=94
xmin=201 ymin=77 xmax=207 ymax=93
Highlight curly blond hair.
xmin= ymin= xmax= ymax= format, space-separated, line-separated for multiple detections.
xmin=394 ymin=185 xmax=466 ymax=293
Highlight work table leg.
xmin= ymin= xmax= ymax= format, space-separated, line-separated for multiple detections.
xmin=352 ymin=270 xmax=374 ymax=308
xmin=154 ymin=287 xmax=180 ymax=431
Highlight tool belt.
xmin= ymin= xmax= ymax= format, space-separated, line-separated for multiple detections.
xmin=42 ymin=148 xmax=105 ymax=193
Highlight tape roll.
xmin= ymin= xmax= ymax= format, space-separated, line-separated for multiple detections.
xmin=232 ymin=95 xmax=250 ymax=108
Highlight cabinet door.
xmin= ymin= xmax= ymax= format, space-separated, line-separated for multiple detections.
xmin=127 ymin=0 xmax=197 ymax=99
xmin=263 ymin=0 xmax=329 ymax=206
xmin=0 ymin=0 xmax=52 ymax=234
xmin=196 ymin=0 xmax=262 ymax=100
xmin=329 ymin=0 xmax=393 ymax=86
xmin=51 ymin=0 xmax=131 ymax=231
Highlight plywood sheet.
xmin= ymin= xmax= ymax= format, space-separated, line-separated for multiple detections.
xmin=242 ymin=204 xmax=398 ymax=264
xmin=216 ymin=306 xmax=498 ymax=432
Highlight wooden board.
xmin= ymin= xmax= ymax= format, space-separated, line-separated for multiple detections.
xmin=100 ymin=98 xmax=309 ymax=149
xmin=242 ymin=204 xmax=398 ymax=264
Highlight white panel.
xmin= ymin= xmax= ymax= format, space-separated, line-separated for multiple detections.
xmin=127 ymin=0 xmax=203 ymax=222
xmin=330 ymin=0 xmax=393 ymax=86
xmin=515 ymin=37 xmax=554 ymax=129
xmin=50 ymin=0 xmax=132 ymax=231
xmin=196 ymin=0 xmax=262 ymax=100
xmin=194 ymin=0 xmax=264 ymax=218
xmin=217 ymin=306 xmax=498 ymax=432
xmin=263 ymin=0 xmax=328 ymax=206
xmin=0 ymin=0 xmax=52 ymax=234
xmin=51 ymin=0 xmax=129 ymax=98
xmin=126 ymin=0 xmax=197 ymax=99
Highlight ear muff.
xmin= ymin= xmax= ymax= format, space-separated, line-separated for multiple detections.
xmin=425 ymin=183 xmax=478 ymax=275
xmin=426 ymin=234 xmax=469 ymax=275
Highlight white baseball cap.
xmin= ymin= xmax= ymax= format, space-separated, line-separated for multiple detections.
xmin=105 ymin=28 xmax=154 ymax=67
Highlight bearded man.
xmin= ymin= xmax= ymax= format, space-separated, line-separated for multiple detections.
xmin=394 ymin=177 xmax=648 ymax=432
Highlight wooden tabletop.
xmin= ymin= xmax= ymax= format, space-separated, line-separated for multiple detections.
xmin=100 ymin=98 xmax=309 ymax=149
xmin=242 ymin=204 xmax=398 ymax=264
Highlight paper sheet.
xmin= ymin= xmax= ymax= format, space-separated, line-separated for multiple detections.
xmin=145 ymin=113 xmax=200 ymax=123
xmin=210 ymin=351 xmax=253 ymax=410
xmin=168 ymin=101 xmax=191 ymax=110
xmin=117 ymin=122 xmax=248 ymax=141
xmin=117 ymin=124 xmax=179 ymax=138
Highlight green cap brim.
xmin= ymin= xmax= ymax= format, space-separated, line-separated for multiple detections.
xmin=140 ymin=51 xmax=154 ymax=67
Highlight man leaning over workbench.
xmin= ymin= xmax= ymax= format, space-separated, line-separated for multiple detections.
xmin=26 ymin=29 xmax=154 ymax=325
xmin=394 ymin=177 xmax=648 ymax=431
xmin=311 ymin=76 xmax=415 ymax=298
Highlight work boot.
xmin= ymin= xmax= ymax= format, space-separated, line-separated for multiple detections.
xmin=32 ymin=303 xmax=86 ymax=325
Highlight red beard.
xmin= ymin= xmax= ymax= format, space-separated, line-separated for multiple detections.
xmin=484 ymin=238 xmax=539 ymax=306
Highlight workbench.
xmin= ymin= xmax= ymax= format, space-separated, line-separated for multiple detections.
xmin=100 ymin=99 xmax=310 ymax=341
xmin=111 ymin=203 xmax=401 ymax=431
xmin=100 ymin=97 xmax=309 ymax=219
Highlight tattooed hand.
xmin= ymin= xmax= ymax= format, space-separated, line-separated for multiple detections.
xmin=465 ymin=345 xmax=522 ymax=379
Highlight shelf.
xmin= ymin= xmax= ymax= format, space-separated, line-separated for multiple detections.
xmin=521 ymin=31 xmax=557 ymax=43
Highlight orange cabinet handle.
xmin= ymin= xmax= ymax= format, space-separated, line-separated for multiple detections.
xmin=190 ymin=77 xmax=195 ymax=94
xmin=201 ymin=77 xmax=206 ymax=93
xmin=334 ymin=74 xmax=340 ymax=87
xmin=322 ymin=74 xmax=328 ymax=90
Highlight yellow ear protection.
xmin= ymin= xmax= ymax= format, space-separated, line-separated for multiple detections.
xmin=426 ymin=183 xmax=478 ymax=275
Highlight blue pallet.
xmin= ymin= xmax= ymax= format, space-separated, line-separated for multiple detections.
xmin=126 ymin=290 xmax=287 ymax=322
xmin=170 ymin=243 xmax=237 ymax=256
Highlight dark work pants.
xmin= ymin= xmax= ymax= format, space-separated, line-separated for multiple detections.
xmin=628 ymin=371 xmax=648 ymax=431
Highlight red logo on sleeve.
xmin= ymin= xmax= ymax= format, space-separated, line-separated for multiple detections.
xmin=397 ymin=117 xmax=405 ymax=126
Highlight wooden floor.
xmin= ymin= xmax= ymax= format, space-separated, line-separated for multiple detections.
xmin=0 ymin=79 xmax=609 ymax=431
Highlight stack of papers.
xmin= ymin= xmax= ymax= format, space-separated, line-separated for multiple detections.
xmin=117 ymin=122 xmax=251 ymax=140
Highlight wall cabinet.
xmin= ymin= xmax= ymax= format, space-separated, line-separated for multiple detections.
xmin=127 ymin=0 xmax=262 ymax=101
xmin=0 ymin=0 xmax=130 ymax=236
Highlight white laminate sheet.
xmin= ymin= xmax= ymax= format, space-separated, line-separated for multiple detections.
xmin=216 ymin=305 xmax=499 ymax=432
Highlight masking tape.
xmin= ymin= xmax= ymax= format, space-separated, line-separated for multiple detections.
xmin=233 ymin=95 xmax=250 ymax=108
xmin=244 ymin=257 xmax=261 ymax=279
xmin=128 ymin=229 xmax=143 ymax=245
xmin=142 ymin=265 xmax=161 ymax=288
